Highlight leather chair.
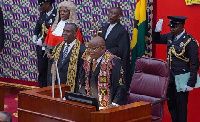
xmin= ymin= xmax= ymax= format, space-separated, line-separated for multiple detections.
xmin=127 ymin=57 xmax=169 ymax=122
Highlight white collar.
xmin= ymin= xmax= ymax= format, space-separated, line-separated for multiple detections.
xmin=93 ymin=54 xmax=104 ymax=64
xmin=65 ymin=39 xmax=76 ymax=47
xmin=175 ymin=29 xmax=185 ymax=40
xmin=109 ymin=22 xmax=117 ymax=28
xmin=46 ymin=7 xmax=54 ymax=16
xmin=52 ymin=20 xmax=69 ymax=36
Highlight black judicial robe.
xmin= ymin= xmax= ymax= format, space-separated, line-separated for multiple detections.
xmin=49 ymin=41 xmax=86 ymax=93
xmin=79 ymin=57 xmax=127 ymax=105
xmin=98 ymin=22 xmax=131 ymax=90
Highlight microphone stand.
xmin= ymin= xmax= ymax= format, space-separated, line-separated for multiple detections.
xmin=55 ymin=61 xmax=63 ymax=99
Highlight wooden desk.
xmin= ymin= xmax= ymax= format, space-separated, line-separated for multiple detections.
xmin=0 ymin=84 xmax=4 ymax=111
xmin=18 ymin=85 xmax=151 ymax=122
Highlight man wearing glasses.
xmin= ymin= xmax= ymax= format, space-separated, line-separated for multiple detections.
xmin=79 ymin=36 xmax=127 ymax=109
xmin=153 ymin=16 xmax=199 ymax=122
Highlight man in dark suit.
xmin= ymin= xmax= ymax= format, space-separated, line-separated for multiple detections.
xmin=0 ymin=7 xmax=4 ymax=52
xmin=49 ymin=23 xmax=86 ymax=93
xmin=152 ymin=16 xmax=199 ymax=122
xmin=79 ymin=36 xmax=127 ymax=108
xmin=98 ymin=7 xmax=130 ymax=90
xmin=33 ymin=0 xmax=57 ymax=87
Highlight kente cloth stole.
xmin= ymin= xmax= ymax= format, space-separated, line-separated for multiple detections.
xmin=82 ymin=51 xmax=117 ymax=107
xmin=51 ymin=39 xmax=81 ymax=92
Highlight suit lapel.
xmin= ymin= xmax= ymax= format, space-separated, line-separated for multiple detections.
xmin=106 ymin=22 xmax=120 ymax=41
xmin=101 ymin=24 xmax=110 ymax=39
xmin=58 ymin=45 xmax=65 ymax=69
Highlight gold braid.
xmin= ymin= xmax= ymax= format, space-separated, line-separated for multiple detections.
xmin=50 ymin=40 xmax=81 ymax=92
xmin=170 ymin=38 xmax=191 ymax=62
xmin=41 ymin=23 xmax=48 ymax=39
xmin=66 ymin=39 xmax=81 ymax=92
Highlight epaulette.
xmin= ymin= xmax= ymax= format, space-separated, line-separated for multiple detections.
xmin=187 ymin=34 xmax=199 ymax=47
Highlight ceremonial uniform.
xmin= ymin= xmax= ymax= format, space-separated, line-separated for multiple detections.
xmin=34 ymin=0 xmax=57 ymax=87
xmin=153 ymin=16 xmax=199 ymax=122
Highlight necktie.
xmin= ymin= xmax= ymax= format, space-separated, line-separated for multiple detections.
xmin=62 ymin=44 xmax=69 ymax=63
xmin=92 ymin=60 xmax=98 ymax=72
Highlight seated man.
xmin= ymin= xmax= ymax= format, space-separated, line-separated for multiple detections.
xmin=79 ymin=36 xmax=127 ymax=108
xmin=49 ymin=23 xmax=86 ymax=93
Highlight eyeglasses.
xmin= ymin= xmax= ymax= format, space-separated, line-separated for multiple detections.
xmin=87 ymin=46 xmax=105 ymax=52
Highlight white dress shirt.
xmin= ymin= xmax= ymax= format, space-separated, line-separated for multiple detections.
xmin=174 ymin=29 xmax=185 ymax=41
xmin=63 ymin=39 xmax=76 ymax=56
xmin=46 ymin=7 xmax=54 ymax=17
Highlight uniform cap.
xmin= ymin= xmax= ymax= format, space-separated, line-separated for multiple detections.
xmin=38 ymin=0 xmax=55 ymax=5
xmin=167 ymin=16 xmax=187 ymax=27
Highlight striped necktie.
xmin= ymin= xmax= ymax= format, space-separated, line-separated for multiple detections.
xmin=62 ymin=44 xmax=69 ymax=63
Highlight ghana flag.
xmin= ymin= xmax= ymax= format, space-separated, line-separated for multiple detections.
xmin=130 ymin=0 xmax=147 ymax=76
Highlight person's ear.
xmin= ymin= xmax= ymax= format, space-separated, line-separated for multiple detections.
xmin=74 ymin=32 xmax=77 ymax=38
xmin=118 ymin=14 xmax=121 ymax=20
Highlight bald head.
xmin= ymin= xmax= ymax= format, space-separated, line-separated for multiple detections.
xmin=88 ymin=36 xmax=106 ymax=59
xmin=0 ymin=111 xmax=12 ymax=122
xmin=89 ymin=36 xmax=105 ymax=46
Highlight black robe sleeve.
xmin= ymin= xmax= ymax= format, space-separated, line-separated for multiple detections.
xmin=110 ymin=58 xmax=127 ymax=105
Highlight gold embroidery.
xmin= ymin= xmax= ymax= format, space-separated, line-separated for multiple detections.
xmin=66 ymin=39 xmax=81 ymax=92
xmin=41 ymin=23 xmax=48 ymax=39
xmin=169 ymin=38 xmax=191 ymax=62
xmin=51 ymin=40 xmax=81 ymax=92
xmin=51 ymin=42 xmax=65 ymax=82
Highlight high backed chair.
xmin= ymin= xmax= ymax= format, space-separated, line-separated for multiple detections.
xmin=127 ymin=57 xmax=169 ymax=122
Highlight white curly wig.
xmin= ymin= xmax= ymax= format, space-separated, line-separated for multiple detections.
xmin=51 ymin=0 xmax=78 ymax=31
